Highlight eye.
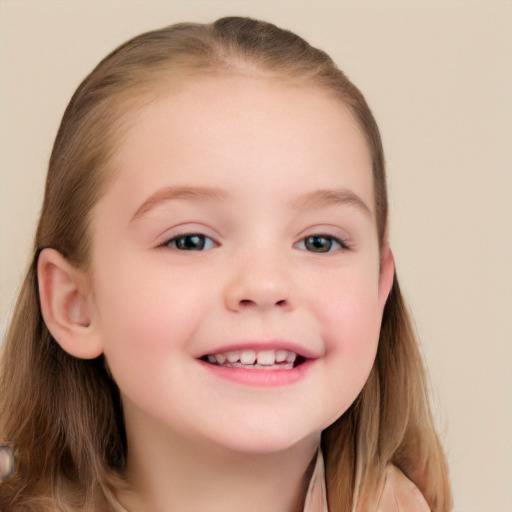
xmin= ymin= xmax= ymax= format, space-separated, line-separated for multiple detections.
xmin=164 ymin=234 xmax=217 ymax=251
xmin=296 ymin=234 xmax=348 ymax=253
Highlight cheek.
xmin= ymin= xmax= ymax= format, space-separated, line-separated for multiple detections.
xmin=315 ymin=271 xmax=382 ymax=401
xmin=92 ymin=260 xmax=208 ymax=378
xmin=317 ymin=268 xmax=382 ymax=343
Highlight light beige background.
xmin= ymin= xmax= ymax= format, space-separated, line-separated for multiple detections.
xmin=1 ymin=1 xmax=510 ymax=510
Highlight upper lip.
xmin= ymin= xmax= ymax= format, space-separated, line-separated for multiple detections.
xmin=197 ymin=340 xmax=322 ymax=360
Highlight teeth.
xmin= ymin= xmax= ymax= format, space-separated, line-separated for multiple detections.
xmin=207 ymin=349 xmax=299 ymax=369
xmin=240 ymin=350 xmax=256 ymax=364
xmin=286 ymin=352 xmax=297 ymax=364
xmin=227 ymin=351 xmax=240 ymax=363
xmin=229 ymin=362 xmax=294 ymax=370
xmin=275 ymin=350 xmax=288 ymax=363
xmin=257 ymin=350 xmax=275 ymax=366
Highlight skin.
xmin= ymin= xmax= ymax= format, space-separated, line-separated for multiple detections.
xmin=39 ymin=73 xmax=394 ymax=512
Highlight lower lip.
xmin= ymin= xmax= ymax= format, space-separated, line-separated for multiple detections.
xmin=198 ymin=359 xmax=315 ymax=387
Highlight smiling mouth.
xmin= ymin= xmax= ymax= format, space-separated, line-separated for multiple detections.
xmin=200 ymin=349 xmax=306 ymax=370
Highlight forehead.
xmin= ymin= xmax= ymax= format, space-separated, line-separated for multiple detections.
xmin=102 ymin=73 xmax=374 ymax=216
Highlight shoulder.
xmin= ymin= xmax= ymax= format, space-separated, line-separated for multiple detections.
xmin=375 ymin=465 xmax=430 ymax=512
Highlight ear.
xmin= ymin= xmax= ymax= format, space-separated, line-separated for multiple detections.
xmin=378 ymin=244 xmax=395 ymax=311
xmin=37 ymin=248 xmax=102 ymax=359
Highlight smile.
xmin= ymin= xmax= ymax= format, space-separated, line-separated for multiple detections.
xmin=203 ymin=349 xmax=303 ymax=370
xmin=197 ymin=341 xmax=318 ymax=387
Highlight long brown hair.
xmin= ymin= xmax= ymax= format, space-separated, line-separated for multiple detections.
xmin=0 ymin=17 xmax=451 ymax=511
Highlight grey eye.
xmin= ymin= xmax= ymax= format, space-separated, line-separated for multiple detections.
xmin=296 ymin=235 xmax=346 ymax=253
xmin=305 ymin=235 xmax=335 ymax=252
xmin=167 ymin=234 xmax=216 ymax=251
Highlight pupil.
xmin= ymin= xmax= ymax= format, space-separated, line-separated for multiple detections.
xmin=306 ymin=235 xmax=331 ymax=252
xmin=177 ymin=235 xmax=204 ymax=250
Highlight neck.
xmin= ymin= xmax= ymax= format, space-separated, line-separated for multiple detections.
xmin=117 ymin=414 xmax=320 ymax=512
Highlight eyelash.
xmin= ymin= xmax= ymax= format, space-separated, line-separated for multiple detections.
xmin=295 ymin=234 xmax=351 ymax=253
xmin=162 ymin=233 xmax=217 ymax=251
xmin=161 ymin=233 xmax=351 ymax=253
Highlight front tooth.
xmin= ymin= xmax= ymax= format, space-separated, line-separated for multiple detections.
xmin=285 ymin=352 xmax=297 ymax=363
xmin=215 ymin=353 xmax=227 ymax=364
xmin=227 ymin=351 xmax=240 ymax=363
xmin=240 ymin=350 xmax=256 ymax=364
xmin=257 ymin=350 xmax=276 ymax=366
xmin=275 ymin=350 xmax=288 ymax=363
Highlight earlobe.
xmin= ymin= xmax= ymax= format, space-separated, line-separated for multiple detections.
xmin=378 ymin=244 xmax=395 ymax=310
xmin=37 ymin=248 xmax=102 ymax=359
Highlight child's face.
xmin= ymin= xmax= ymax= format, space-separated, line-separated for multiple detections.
xmin=88 ymin=74 xmax=393 ymax=454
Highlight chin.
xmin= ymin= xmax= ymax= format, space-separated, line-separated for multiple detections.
xmin=206 ymin=424 xmax=321 ymax=457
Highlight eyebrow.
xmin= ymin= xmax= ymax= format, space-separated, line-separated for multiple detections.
xmin=131 ymin=185 xmax=372 ymax=222
xmin=291 ymin=188 xmax=373 ymax=218
xmin=131 ymin=185 xmax=230 ymax=222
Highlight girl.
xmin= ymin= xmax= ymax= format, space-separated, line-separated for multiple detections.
xmin=0 ymin=17 xmax=451 ymax=512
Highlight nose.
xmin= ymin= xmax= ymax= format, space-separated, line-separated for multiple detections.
xmin=223 ymin=250 xmax=296 ymax=313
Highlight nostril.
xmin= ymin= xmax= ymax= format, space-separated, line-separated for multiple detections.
xmin=237 ymin=298 xmax=288 ymax=309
